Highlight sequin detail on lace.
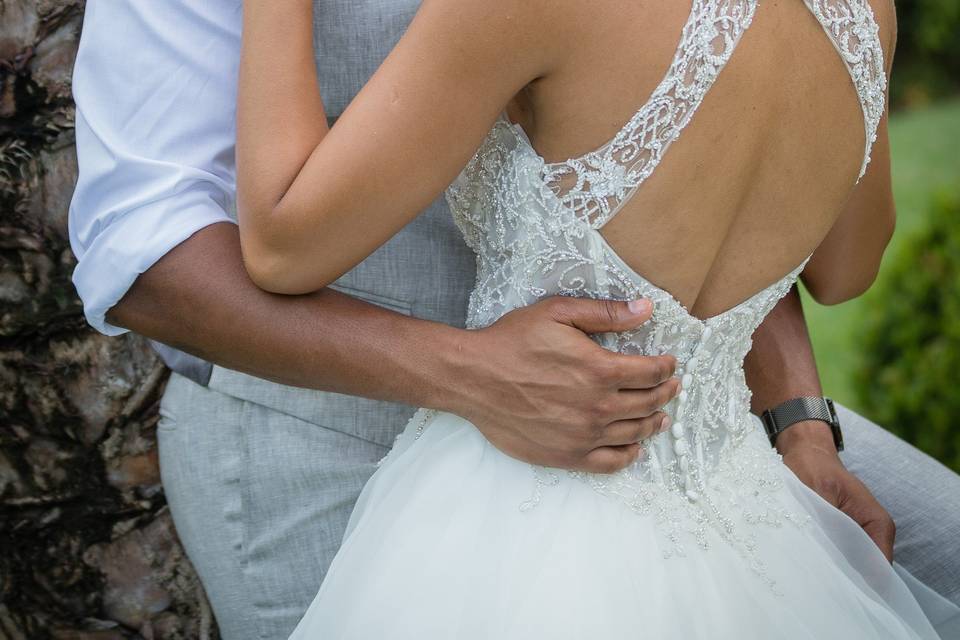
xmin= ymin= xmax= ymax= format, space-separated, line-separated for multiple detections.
xmin=443 ymin=0 xmax=884 ymax=585
xmin=803 ymin=0 xmax=887 ymax=179
xmin=541 ymin=0 xmax=758 ymax=229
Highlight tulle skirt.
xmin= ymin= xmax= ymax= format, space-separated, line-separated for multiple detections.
xmin=289 ymin=409 xmax=944 ymax=639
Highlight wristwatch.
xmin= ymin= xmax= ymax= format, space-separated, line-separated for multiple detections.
xmin=760 ymin=396 xmax=844 ymax=452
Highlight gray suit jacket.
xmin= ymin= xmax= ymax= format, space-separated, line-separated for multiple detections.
xmin=152 ymin=0 xmax=476 ymax=447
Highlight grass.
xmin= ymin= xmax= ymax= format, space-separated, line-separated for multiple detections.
xmin=802 ymin=98 xmax=960 ymax=412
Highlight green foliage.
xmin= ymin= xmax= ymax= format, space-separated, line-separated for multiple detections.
xmin=899 ymin=0 xmax=960 ymax=57
xmin=892 ymin=0 xmax=960 ymax=107
xmin=854 ymin=189 xmax=960 ymax=472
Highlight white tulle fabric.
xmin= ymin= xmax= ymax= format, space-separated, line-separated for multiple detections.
xmin=293 ymin=412 xmax=938 ymax=638
xmin=289 ymin=1 xmax=939 ymax=638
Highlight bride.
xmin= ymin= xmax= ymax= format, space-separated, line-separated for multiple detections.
xmin=235 ymin=0 xmax=942 ymax=637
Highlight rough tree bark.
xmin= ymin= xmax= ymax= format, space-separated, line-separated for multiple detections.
xmin=0 ymin=2 xmax=217 ymax=638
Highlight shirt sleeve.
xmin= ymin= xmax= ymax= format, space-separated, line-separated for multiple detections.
xmin=68 ymin=0 xmax=242 ymax=335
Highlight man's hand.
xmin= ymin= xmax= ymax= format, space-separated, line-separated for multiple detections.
xmin=441 ymin=297 xmax=680 ymax=474
xmin=777 ymin=421 xmax=896 ymax=561
xmin=744 ymin=286 xmax=895 ymax=560
xmin=111 ymin=224 xmax=676 ymax=477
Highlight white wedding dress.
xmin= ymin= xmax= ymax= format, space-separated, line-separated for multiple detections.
xmin=290 ymin=0 xmax=945 ymax=637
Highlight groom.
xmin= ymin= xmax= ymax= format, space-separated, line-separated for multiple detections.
xmin=70 ymin=1 xmax=960 ymax=638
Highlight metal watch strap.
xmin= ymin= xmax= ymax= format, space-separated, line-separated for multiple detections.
xmin=761 ymin=396 xmax=844 ymax=452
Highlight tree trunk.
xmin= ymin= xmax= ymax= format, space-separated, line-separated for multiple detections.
xmin=0 ymin=2 xmax=217 ymax=637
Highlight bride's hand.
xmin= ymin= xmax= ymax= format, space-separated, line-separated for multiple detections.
xmin=778 ymin=422 xmax=896 ymax=562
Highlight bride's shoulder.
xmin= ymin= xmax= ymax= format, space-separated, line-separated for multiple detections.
xmin=866 ymin=0 xmax=898 ymax=68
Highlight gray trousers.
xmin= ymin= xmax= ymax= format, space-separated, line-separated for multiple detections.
xmin=158 ymin=370 xmax=960 ymax=640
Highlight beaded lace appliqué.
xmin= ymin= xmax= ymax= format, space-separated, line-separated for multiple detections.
xmin=803 ymin=0 xmax=887 ymax=179
xmin=440 ymin=0 xmax=886 ymax=586
xmin=541 ymin=0 xmax=758 ymax=229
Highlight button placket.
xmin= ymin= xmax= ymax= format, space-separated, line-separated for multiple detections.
xmin=671 ymin=325 xmax=716 ymax=502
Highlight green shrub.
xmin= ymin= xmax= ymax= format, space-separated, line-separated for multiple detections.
xmin=854 ymin=189 xmax=960 ymax=473
xmin=892 ymin=0 xmax=960 ymax=107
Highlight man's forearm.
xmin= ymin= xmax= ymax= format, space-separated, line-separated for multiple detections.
xmin=109 ymin=222 xmax=465 ymax=410
xmin=747 ymin=287 xmax=896 ymax=558
xmin=744 ymin=285 xmax=837 ymax=453
xmin=109 ymin=221 xmax=685 ymax=474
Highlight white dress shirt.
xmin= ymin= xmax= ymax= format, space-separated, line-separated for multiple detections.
xmin=69 ymin=0 xmax=242 ymax=335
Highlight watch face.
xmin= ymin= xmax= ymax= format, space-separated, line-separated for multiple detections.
xmin=760 ymin=412 xmax=779 ymax=447
xmin=761 ymin=412 xmax=775 ymax=433
xmin=826 ymin=398 xmax=839 ymax=423
xmin=824 ymin=398 xmax=844 ymax=452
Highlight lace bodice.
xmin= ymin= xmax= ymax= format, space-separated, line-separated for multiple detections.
xmin=444 ymin=0 xmax=885 ymax=570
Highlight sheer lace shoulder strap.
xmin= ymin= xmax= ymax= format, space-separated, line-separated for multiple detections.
xmin=541 ymin=0 xmax=759 ymax=229
xmin=803 ymin=0 xmax=887 ymax=180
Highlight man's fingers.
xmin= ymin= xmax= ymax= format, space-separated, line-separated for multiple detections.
xmin=780 ymin=449 xmax=896 ymax=564
xmin=598 ymin=412 xmax=670 ymax=446
xmin=551 ymin=297 xmax=654 ymax=335
xmin=608 ymin=380 xmax=681 ymax=420
xmin=837 ymin=477 xmax=896 ymax=563
xmin=861 ymin=515 xmax=896 ymax=562
xmin=844 ymin=487 xmax=896 ymax=563
xmin=579 ymin=443 xmax=643 ymax=474
xmin=604 ymin=353 xmax=677 ymax=390
xmin=544 ymin=296 xmax=676 ymax=390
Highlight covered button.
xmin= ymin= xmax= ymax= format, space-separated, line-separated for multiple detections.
xmin=673 ymin=440 xmax=688 ymax=456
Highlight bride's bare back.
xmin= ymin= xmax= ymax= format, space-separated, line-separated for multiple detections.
xmin=236 ymin=0 xmax=897 ymax=309
xmin=506 ymin=0 xmax=896 ymax=319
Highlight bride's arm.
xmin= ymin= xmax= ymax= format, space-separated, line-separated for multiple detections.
xmin=800 ymin=112 xmax=895 ymax=305
xmin=801 ymin=1 xmax=897 ymax=305
xmin=237 ymin=0 xmax=557 ymax=294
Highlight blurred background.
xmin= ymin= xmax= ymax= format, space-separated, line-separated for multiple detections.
xmin=802 ymin=0 xmax=960 ymax=474
xmin=0 ymin=0 xmax=957 ymax=638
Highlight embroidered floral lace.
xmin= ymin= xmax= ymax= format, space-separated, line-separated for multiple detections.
xmin=443 ymin=0 xmax=885 ymax=577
